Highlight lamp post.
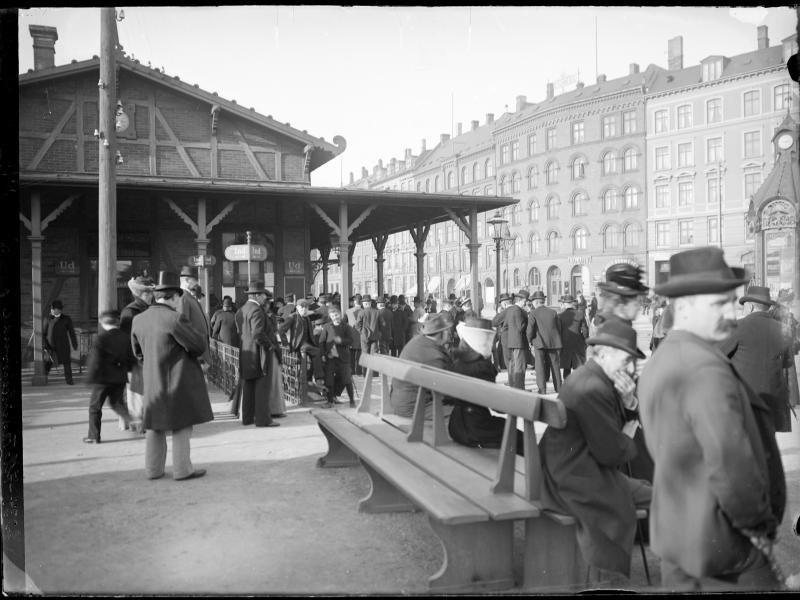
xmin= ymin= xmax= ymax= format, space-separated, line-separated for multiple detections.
xmin=487 ymin=210 xmax=509 ymax=308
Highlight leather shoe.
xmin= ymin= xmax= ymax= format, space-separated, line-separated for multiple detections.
xmin=82 ymin=437 xmax=100 ymax=444
xmin=174 ymin=469 xmax=206 ymax=481
xmin=271 ymin=414 xmax=287 ymax=418
xmin=256 ymin=422 xmax=280 ymax=427
xmin=148 ymin=472 xmax=165 ymax=480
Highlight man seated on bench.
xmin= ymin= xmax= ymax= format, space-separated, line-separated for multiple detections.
xmin=448 ymin=316 xmax=524 ymax=455
xmin=539 ymin=317 xmax=652 ymax=581
xmin=389 ymin=312 xmax=455 ymax=419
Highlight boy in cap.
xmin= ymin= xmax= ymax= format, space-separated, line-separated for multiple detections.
xmin=317 ymin=306 xmax=357 ymax=407
xmin=120 ymin=275 xmax=155 ymax=431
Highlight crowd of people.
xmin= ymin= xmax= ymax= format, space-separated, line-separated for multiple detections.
xmin=60 ymin=245 xmax=800 ymax=589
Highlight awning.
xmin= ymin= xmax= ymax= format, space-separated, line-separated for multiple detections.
xmin=454 ymin=275 xmax=470 ymax=292
xmin=426 ymin=276 xmax=441 ymax=293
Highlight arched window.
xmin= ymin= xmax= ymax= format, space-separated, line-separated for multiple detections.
xmin=602 ymin=151 xmax=617 ymax=175
xmin=513 ymin=268 xmax=521 ymax=288
xmin=528 ymin=166 xmax=538 ymax=189
xmin=416 ymin=181 xmax=421 ymax=192
xmin=604 ymin=224 xmax=621 ymax=249
xmin=546 ymin=195 xmax=560 ymax=220
xmin=529 ymin=232 xmax=540 ymax=255
xmin=528 ymin=267 xmax=541 ymax=288
xmin=603 ymin=188 xmax=619 ymax=212
xmin=572 ymin=191 xmax=587 ymax=216
xmin=571 ymin=155 xmax=587 ymax=180
xmin=461 ymin=166 xmax=469 ymax=185
xmin=511 ymin=171 xmax=521 ymax=194
xmin=447 ymin=171 xmax=455 ymax=189
xmin=499 ymin=175 xmax=508 ymax=195
xmin=624 ymin=186 xmax=640 ymax=210
xmin=546 ymin=231 xmax=560 ymax=255
xmin=511 ymin=203 xmax=521 ymax=225
xmin=434 ymin=175 xmax=441 ymax=192
xmin=515 ymin=235 xmax=523 ymax=257
xmin=573 ymin=227 xmax=588 ymax=251
xmin=485 ymin=158 xmax=494 ymax=178
xmin=623 ymin=147 xmax=638 ymax=172
xmin=425 ymin=178 xmax=430 ymax=192
xmin=473 ymin=162 xmax=480 ymax=182
xmin=529 ymin=199 xmax=540 ymax=222
xmin=545 ymin=160 xmax=558 ymax=184
xmin=624 ymin=223 xmax=641 ymax=247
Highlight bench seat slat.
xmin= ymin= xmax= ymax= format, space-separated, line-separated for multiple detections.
xmin=314 ymin=411 xmax=488 ymax=526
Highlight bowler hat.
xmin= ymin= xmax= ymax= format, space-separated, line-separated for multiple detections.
xmin=179 ymin=265 xmax=198 ymax=279
xmin=497 ymin=292 xmax=512 ymax=303
xmin=654 ymin=247 xmax=748 ymax=298
xmin=560 ymin=294 xmax=577 ymax=304
xmin=245 ymin=281 xmax=268 ymax=295
xmin=361 ymin=294 xmax=372 ymax=302
xmin=587 ymin=317 xmax=645 ymax=359
xmin=530 ymin=290 xmax=546 ymax=301
xmin=448 ymin=293 xmax=457 ymax=301
xmin=598 ymin=263 xmax=649 ymax=296
xmin=154 ymin=271 xmax=183 ymax=292
xmin=739 ymin=285 xmax=775 ymax=307
xmin=421 ymin=313 xmax=453 ymax=335
xmin=515 ymin=289 xmax=530 ymax=300
xmin=51 ymin=299 xmax=64 ymax=310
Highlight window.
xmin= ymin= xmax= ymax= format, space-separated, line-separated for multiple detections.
xmin=604 ymin=224 xmax=621 ymax=249
xmin=528 ymin=166 xmax=538 ymax=189
xmin=529 ymin=199 xmax=540 ymax=222
xmin=546 ymin=195 xmax=560 ymax=220
xmin=485 ymin=185 xmax=494 ymax=195
xmin=679 ymin=219 xmax=694 ymax=245
xmin=677 ymin=142 xmax=694 ymax=167
xmin=511 ymin=171 xmax=521 ymax=194
xmin=602 ymin=151 xmax=617 ymax=175
xmin=654 ymin=110 xmax=668 ymax=133
xmin=529 ymin=233 xmax=540 ymax=255
xmin=707 ymin=177 xmax=723 ymax=205
xmin=574 ymin=227 xmax=588 ymax=251
xmin=655 ymin=184 xmax=670 ymax=208
xmin=511 ymin=140 xmax=520 ymax=161
xmin=744 ymin=131 xmax=761 ymax=158
xmin=447 ymin=171 xmax=455 ymax=189
xmin=572 ymin=191 xmax=587 ymax=216
xmin=706 ymin=98 xmax=722 ymax=124
xmin=472 ymin=162 xmax=480 ymax=182
xmin=434 ymin=175 xmax=441 ymax=192
xmin=511 ymin=203 xmax=521 ymax=225
xmin=708 ymin=216 xmax=720 ymax=244
xmin=703 ymin=59 xmax=722 ymax=82
xmin=602 ymin=115 xmax=617 ymax=139
xmin=744 ymin=172 xmax=762 ymax=199
xmin=501 ymin=144 xmax=510 ymax=165
xmin=528 ymin=133 xmax=537 ymax=156
xmin=774 ymin=84 xmax=791 ymax=111
xmin=622 ymin=110 xmax=637 ymax=135
xmin=485 ymin=159 xmax=494 ymax=178
xmin=707 ymin=137 xmax=723 ymax=163
xmin=743 ymin=90 xmax=760 ymax=117
xmin=545 ymin=161 xmax=558 ymax=185
xmin=624 ymin=186 xmax=640 ymax=210
xmin=678 ymin=181 xmax=694 ymax=207
xmin=623 ymin=147 xmax=638 ymax=172
xmin=656 ymin=221 xmax=670 ymax=247
xmin=677 ymin=104 xmax=693 ymax=129
xmin=500 ymin=175 xmax=509 ymax=195
xmin=529 ymin=266 xmax=541 ymax=287
xmin=461 ymin=165 xmax=469 ymax=185
xmin=571 ymin=156 xmax=587 ymax=180
xmin=624 ymin=223 xmax=640 ymax=247
xmin=546 ymin=127 xmax=556 ymax=151
xmin=513 ymin=268 xmax=520 ymax=288
xmin=572 ymin=121 xmax=585 ymax=145
xmin=655 ymin=146 xmax=670 ymax=170
xmin=546 ymin=231 xmax=559 ymax=255
xmin=514 ymin=237 xmax=523 ymax=259
xmin=603 ymin=188 xmax=619 ymax=212
xmin=416 ymin=181 xmax=421 ymax=192
xmin=425 ymin=178 xmax=430 ymax=192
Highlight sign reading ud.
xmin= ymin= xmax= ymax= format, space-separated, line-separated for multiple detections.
xmin=224 ymin=244 xmax=268 ymax=262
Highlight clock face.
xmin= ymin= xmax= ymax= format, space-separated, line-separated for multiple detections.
xmin=115 ymin=112 xmax=130 ymax=133
xmin=778 ymin=133 xmax=793 ymax=150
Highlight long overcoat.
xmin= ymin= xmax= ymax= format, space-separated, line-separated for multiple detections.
xmin=43 ymin=313 xmax=77 ymax=364
xmin=86 ymin=327 xmax=135 ymax=385
xmin=527 ymin=305 xmax=562 ymax=350
xmin=210 ymin=308 xmax=240 ymax=347
xmin=131 ymin=303 xmax=213 ymax=431
xmin=177 ymin=292 xmax=210 ymax=362
xmin=120 ymin=297 xmax=150 ymax=394
xmin=236 ymin=299 xmax=278 ymax=380
xmin=539 ymin=359 xmax=642 ymax=576
xmin=390 ymin=334 xmax=453 ymax=418
xmin=558 ymin=307 xmax=589 ymax=368
xmin=638 ymin=330 xmax=785 ymax=579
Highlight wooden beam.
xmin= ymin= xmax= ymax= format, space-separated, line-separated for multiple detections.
xmin=75 ymin=92 xmax=84 ymax=172
xmin=41 ymin=194 xmax=79 ymax=232
xmin=27 ymin=101 xmax=76 ymax=170
xmin=348 ymin=205 xmax=377 ymax=237
xmin=165 ymin=197 xmax=199 ymax=235
xmin=205 ymin=200 xmax=239 ymax=235
xmin=234 ymin=128 xmax=269 ymax=180
xmin=308 ymin=201 xmax=341 ymax=237
xmin=154 ymin=106 xmax=201 ymax=177
xmin=148 ymin=89 xmax=157 ymax=175
xmin=444 ymin=207 xmax=472 ymax=239
xmin=18 ymin=213 xmax=31 ymax=232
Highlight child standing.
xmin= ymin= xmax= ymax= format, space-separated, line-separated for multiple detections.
xmin=317 ymin=306 xmax=357 ymax=408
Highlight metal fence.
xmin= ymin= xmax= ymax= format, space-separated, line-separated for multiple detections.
xmin=208 ymin=339 xmax=240 ymax=398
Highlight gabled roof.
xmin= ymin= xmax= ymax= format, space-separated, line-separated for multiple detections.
xmin=19 ymin=51 xmax=345 ymax=171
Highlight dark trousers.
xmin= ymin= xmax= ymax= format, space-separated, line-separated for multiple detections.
xmin=350 ymin=347 xmax=363 ymax=375
xmin=241 ymin=376 xmax=273 ymax=426
xmin=562 ymin=355 xmax=586 ymax=381
xmin=534 ymin=347 xmax=562 ymax=394
xmin=88 ymin=383 xmax=130 ymax=441
xmin=300 ymin=343 xmax=324 ymax=381
xmin=323 ymin=357 xmax=354 ymax=402
xmin=506 ymin=348 xmax=528 ymax=390
xmin=45 ymin=351 xmax=73 ymax=384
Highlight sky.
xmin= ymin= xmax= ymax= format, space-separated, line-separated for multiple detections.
xmin=17 ymin=6 xmax=799 ymax=188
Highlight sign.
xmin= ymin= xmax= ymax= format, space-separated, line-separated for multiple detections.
xmin=224 ymin=244 xmax=268 ymax=262
xmin=189 ymin=255 xmax=217 ymax=268
xmin=568 ymin=256 xmax=592 ymax=265
xmin=285 ymin=260 xmax=304 ymax=275
xmin=55 ymin=260 xmax=79 ymax=275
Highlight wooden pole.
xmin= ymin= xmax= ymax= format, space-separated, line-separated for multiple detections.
xmin=98 ymin=8 xmax=118 ymax=317
xmin=338 ymin=202 xmax=351 ymax=302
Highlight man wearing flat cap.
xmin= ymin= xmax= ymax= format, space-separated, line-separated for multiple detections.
xmin=719 ymin=285 xmax=794 ymax=432
xmin=277 ymin=297 xmax=325 ymax=390
xmin=638 ymin=247 xmax=786 ymax=591
xmin=540 ymin=317 xmax=651 ymax=580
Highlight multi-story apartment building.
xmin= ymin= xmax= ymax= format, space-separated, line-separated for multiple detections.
xmin=645 ymin=26 xmax=799 ymax=287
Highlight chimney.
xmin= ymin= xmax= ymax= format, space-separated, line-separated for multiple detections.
xmin=758 ymin=25 xmax=769 ymax=49
xmin=471 ymin=120 xmax=480 ymax=131
xmin=546 ymin=82 xmax=554 ymax=99
xmin=405 ymin=148 xmax=412 ymax=159
xmin=629 ymin=63 xmax=640 ymax=75
xmin=361 ymin=167 xmax=368 ymax=179
xmin=399 ymin=160 xmax=406 ymax=170
xmin=576 ymin=81 xmax=585 ymax=89
xmin=486 ymin=113 xmax=494 ymax=124
xmin=668 ymin=36 xmax=683 ymax=70
xmin=378 ymin=159 xmax=384 ymax=169
xmin=596 ymin=74 xmax=606 ymax=84
xmin=390 ymin=157 xmax=396 ymax=171
xmin=349 ymin=172 xmax=354 ymax=184
xmin=457 ymin=122 xmax=462 ymax=136
xmin=440 ymin=133 xmax=450 ymax=144
xmin=29 ymin=25 xmax=58 ymax=71
xmin=421 ymin=138 xmax=427 ymax=153
xmin=516 ymin=95 xmax=527 ymax=111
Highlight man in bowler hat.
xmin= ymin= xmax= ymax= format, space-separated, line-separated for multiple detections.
xmin=638 ymin=247 xmax=786 ymax=590
xmin=527 ymin=290 xmax=563 ymax=393
xmin=492 ymin=289 xmax=529 ymax=389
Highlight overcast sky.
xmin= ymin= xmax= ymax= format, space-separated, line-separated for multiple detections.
xmin=18 ymin=6 xmax=798 ymax=188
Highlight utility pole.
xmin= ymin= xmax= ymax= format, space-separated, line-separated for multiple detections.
xmin=98 ymin=7 xmax=118 ymax=317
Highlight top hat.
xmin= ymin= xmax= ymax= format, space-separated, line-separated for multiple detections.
xmin=530 ymin=290 xmax=546 ymax=301
xmin=586 ymin=317 xmax=645 ymax=359
xmin=448 ymin=293 xmax=457 ymax=300
xmin=361 ymin=294 xmax=372 ymax=303
xmin=179 ymin=265 xmax=198 ymax=279
xmin=654 ymin=247 xmax=748 ymax=298
xmin=597 ymin=263 xmax=648 ymax=296
xmin=497 ymin=292 xmax=512 ymax=304
xmin=514 ymin=289 xmax=530 ymax=300
xmin=154 ymin=271 xmax=183 ymax=292
xmin=421 ymin=313 xmax=453 ymax=335
xmin=739 ymin=285 xmax=775 ymax=307
xmin=245 ymin=281 xmax=268 ymax=295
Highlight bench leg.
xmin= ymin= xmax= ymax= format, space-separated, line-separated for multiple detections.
xmin=428 ymin=518 xmax=515 ymax=592
xmin=357 ymin=462 xmax=417 ymax=513
xmin=523 ymin=517 xmax=586 ymax=590
xmin=315 ymin=424 xmax=360 ymax=468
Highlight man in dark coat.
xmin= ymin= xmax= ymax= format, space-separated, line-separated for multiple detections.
xmin=235 ymin=282 xmax=280 ymax=428
xmin=491 ymin=292 xmax=513 ymax=371
xmin=177 ymin=265 xmax=210 ymax=364
xmin=278 ymin=298 xmax=325 ymax=387
xmin=210 ymin=296 xmax=240 ymax=347
xmin=527 ymin=290 xmax=563 ymax=394
xmin=390 ymin=313 xmax=454 ymax=419
xmin=376 ymin=297 xmax=394 ymax=355
xmin=719 ymin=285 xmax=794 ymax=433
xmin=638 ymin=247 xmax=785 ymax=591
xmin=317 ymin=306 xmax=357 ymax=407
xmin=131 ymin=271 xmax=214 ymax=481
xmin=540 ymin=318 xmax=651 ymax=579
xmin=501 ymin=290 xmax=530 ymax=389
xmin=558 ymin=295 xmax=589 ymax=380
xmin=355 ymin=295 xmax=385 ymax=357
xmin=120 ymin=276 xmax=154 ymax=431
xmin=389 ymin=296 xmax=408 ymax=356
xmin=83 ymin=310 xmax=136 ymax=443
xmin=43 ymin=299 xmax=78 ymax=384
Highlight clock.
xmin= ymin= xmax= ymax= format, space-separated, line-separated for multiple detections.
xmin=115 ymin=111 xmax=130 ymax=133
xmin=777 ymin=133 xmax=794 ymax=150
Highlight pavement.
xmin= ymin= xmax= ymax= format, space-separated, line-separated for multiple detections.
xmin=4 ymin=315 xmax=800 ymax=595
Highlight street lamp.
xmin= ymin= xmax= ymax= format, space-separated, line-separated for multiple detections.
xmin=488 ymin=210 xmax=509 ymax=305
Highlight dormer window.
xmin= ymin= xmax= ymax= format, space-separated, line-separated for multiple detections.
xmin=702 ymin=57 xmax=723 ymax=82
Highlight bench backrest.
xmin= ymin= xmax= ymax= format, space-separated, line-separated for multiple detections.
xmin=358 ymin=352 xmax=566 ymax=501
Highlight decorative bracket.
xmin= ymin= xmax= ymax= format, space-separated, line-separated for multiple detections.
xmin=444 ymin=207 xmax=474 ymax=241
xmin=166 ymin=198 xmax=200 ymax=236
xmin=210 ymin=104 xmax=220 ymax=135
xmin=205 ymin=200 xmax=238 ymax=235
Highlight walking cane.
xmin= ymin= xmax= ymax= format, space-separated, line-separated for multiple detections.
xmin=625 ymin=459 xmax=652 ymax=586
